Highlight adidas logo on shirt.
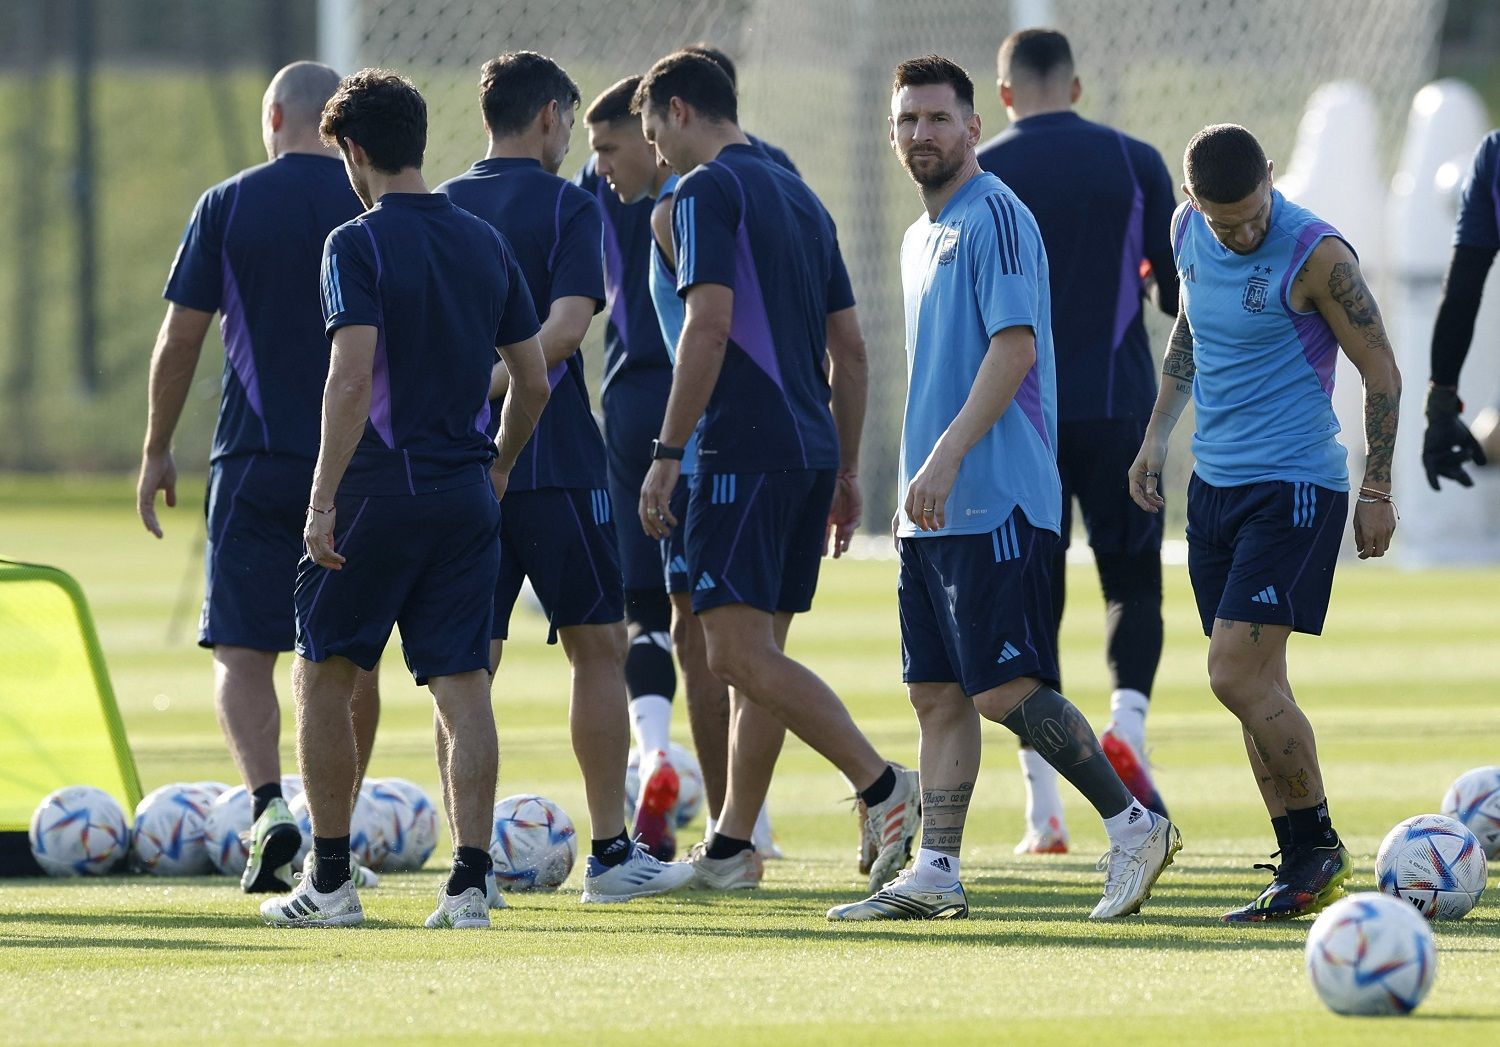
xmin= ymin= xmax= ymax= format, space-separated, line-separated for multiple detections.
xmin=668 ymin=555 xmax=689 ymax=575
xmin=1250 ymin=586 xmax=1279 ymax=606
xmin=694 ymin=573 xmax=716 ymax=592
xmin=995 ymin=641 xmax=1021 ymax=665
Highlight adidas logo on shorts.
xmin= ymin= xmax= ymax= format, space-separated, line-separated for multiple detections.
xmin=995 ymin=641 xmax=1020 ymax=665
xmin=668 ymin=555 xmax=689 ymax=575
xmin=695 ymin=572 xmax=716 ymax=592
xmin=1250 ymin=586 xmax=1279 ymax=606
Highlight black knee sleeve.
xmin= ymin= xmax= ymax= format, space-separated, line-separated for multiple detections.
xmin=624 ymin=589 xmax=675 ymax=703
xmin=1095 ymin=549 xmax=1164 ymax=696
xmin=1001 ymin=685 xmax=1132 ymax=816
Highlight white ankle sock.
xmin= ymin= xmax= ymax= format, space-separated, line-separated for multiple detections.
xmin=1109 ymin=689 xmax=1150 ymax=752
xmin=628 ymin=694 xmax=673 ymax=755
xmin=752 ymin=802 xmax=774 ymax=847
xmin=1019 ymin=748 xmax=1066 ymax=835
xmin=1102 ymin=799 xmax=1152 ymax=850
xmin=911 ymin=847 xmax=960 ymax=887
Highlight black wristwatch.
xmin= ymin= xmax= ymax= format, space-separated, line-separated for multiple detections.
xmin=650 ymin=439 xmax=685 ymax=461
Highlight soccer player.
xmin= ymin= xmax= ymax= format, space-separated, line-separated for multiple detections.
xmin=1423 ymin=128 xmax=1497 ymax=489
xmin=138 ymin=61 xmax=382 ymax=895
xmin=632 ymin=52 xmax=919 ymax=894
xmin=1129 ymin=124 xmax=1401 ymax=922
xmin=828 ymin=55 xmax=1178 ymax=923
xmin=437 ymin=52 xmax=693 ymax=901
xmin=976 ymin=29 xmax=1177 ymax=854
xmin=259 ymin=69 xmax=550 ymax=929
xmin=679 ymin=44 xmax=799 ymax=176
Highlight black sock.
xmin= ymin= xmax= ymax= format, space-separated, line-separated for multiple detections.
xmin=1285 ymin=800 xmax=1338 ymax=850
xmin=704 ymin=833 xmax=753 ymax=860
xmin=251 ymin=783 xmax=283 ymax=822
xmin=1271 ymin=815 xmax=1292 ymax=854
xmin=858 ymin=765 xmax=897 ymax=808
xmin=592 ymin=832 xmax=632 ymax=868
xmin=447 ymin=846 xmax=492 ymax=897
xmin=312 ymin=835 xmax=350 ymax=893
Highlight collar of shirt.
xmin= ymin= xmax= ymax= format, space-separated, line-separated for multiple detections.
xmin=373 ymin=192 xmax=451 ymax=210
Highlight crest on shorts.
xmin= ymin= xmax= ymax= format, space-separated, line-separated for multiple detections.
xmin=1242 ymin=275 xmax=1269 ymax=313
xmin=936 ymin=227 xmax=960 ymax=265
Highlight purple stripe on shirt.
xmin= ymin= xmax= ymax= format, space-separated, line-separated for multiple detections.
xmin=359 ymin=223 xmax=395 ymax=447
xmin=1279 ymin=221 xmax=1342 ymax=396
xmin=218 ymin=267 xmax=269 ymax=450
xmin=1107 ymin=132 xmax=1146 ymax=417
xmin=598 ymin=184 xmax=629 ymax=344
xmin=1013 ymin=365 xmax=1051 ymax=451
xmin=547 ymin=182 xmax=567 ymax=274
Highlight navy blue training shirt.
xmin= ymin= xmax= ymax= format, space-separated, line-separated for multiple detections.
xmin=977 ymin=112 xmax=1178 ymax=422
xmin=319 ymin=193 xmax=539 ymax=497
xmin=164 ymin=153 xmax=363 ymax=461
xmin=438 ymin=158 xmax=608 ymax=491
xmin=1455 ymin=130 xmax=1500 ymax=250
xmin=671 ymin=142 xmax=853 ymax=473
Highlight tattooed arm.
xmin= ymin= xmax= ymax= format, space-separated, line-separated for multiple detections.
xmin=1297 ymin=237 xmax=1402 ymax=558
xmin=1128 ymin=294 xmax=1195 ymax=513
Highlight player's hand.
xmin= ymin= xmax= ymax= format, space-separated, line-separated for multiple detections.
xmin=904 ymin=447 xmax=958 ymax=532
xmin=304 ymin=505 xmax=345 ymax=570
xmin=1128 ymin=437 xmax=1168 ymax=513
xmin=825 ymin=468 xmax=862 ymax=558
xmin=640 ymin=458 xmax=681 ymax=540
xmin=136 ymin=449 xmax=177 ymax=539
xmin=489 ymin=461 xmax=511 ymax=503
xmin=1352 ymin=497 xmax=1396 ymax=559
xmin=1422 ymin=384 xmax=1486 ymax=490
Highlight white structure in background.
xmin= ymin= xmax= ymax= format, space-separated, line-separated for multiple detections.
xmin=1388 ymin=81 xmax=1500 ymax=566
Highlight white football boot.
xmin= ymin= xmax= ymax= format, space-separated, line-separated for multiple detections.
xmin=424 ymin=886 xmax=490 ymax=929
xmin=580 ymin=842 xmax=696 ymax=903
xmin=1090 ymin=812 xmax=1182 ymax=919
xmin=260 ymin=874 xmax=363 ymax=928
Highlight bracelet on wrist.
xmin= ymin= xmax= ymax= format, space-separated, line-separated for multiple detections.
xmin=307 ymin=504 xmax=334 ymax=515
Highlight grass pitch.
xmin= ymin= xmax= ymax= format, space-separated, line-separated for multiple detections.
xmin=1 ymin=475 xmax=1497 ymax=1045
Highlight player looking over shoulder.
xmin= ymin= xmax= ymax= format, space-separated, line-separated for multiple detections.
xmin=631 ymin=51 xmax=919 ymax=895
xmin=977 ymin=29 xmax=1178 ymax=853
xmin=1129 ymin=124 xmax=1401 ymax=922
xmin=260 ymin=69 xmax=552 ymax=930
xmin=828 ymin=55 xmax=1177 ymax=923
xmin=139 ymin=62 xmax=381 ymax=896
xmin=437 ymin=52 xmax=694 ymax=903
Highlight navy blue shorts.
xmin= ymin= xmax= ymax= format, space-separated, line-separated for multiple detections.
xmin=1186 ymin=474 xmax=1347 ymax=637
xmin=685 ymin=468 xmax=834 ymax=615
xmin=1057 ymin=418 xmax=1164 ymax=554
xmin=663 ymin=477 xmax=691 ymax=595
xmin=603 ymin=377 xmax=670 ymax=592
xmin=201 ymin=454 xmax=313 ymax=652
xmin=494 ymin=487 xmax=625 ymax=643
xmin=899 ymin=509 xmax=1061 ymax=697
xmin=295 ymin=480 xmax=500 ymax=684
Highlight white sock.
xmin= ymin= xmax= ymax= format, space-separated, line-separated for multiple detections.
xmin=910 ymin=847 xmax=960 ymax=887
xmin=1101 ymin=799 xmax=1152 ymax=850
xmin=1109 ymin=688 xmax=1150 ymax=753
xmin=1019 ymin=748 xmax=1066 ymax=835
xmin=752 ymin=801 xmax=774 ymax=848
xmin=704 ymin=815 xmax=716 ymax=841
xmin=628 ymin=694 xmax=673 ymax=756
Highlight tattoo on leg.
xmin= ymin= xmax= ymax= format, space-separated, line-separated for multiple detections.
xmin=919 ymin=781 xmax=974 ymax=856
xmin=1216 ymin=618 xmax=1235 ymax=632
xmin=1249 ymin=622 xmax=1262 ymax=644
xmin=1278 ymin=769 xmax=1312 ymax=800
xmin=1282 ymin=737 xmax=1300 ymax=756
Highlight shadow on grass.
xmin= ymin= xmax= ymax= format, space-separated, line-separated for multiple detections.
xmin=0 ymin=933 xmax=285 ymax=953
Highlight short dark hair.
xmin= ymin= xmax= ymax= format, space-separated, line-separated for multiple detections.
xmin=891 ymin=54 xmax=974 ymax=110
xmin=479 ymin=51 xmax=580 ymax=138
xmin=585 ymin=76 xmax=642 ymax=125
xmin=631 ymin=51 xmax=737 ymax=124
xmin=998 ymin=28 xmax=1074 ymax=82
xmin=682 ymin=43 xmax=736 ymax=87
xmin=1184 ymin=123 xmax=1269 ymax=204
xmin=320 ymin=68 xmax=426 ymax=174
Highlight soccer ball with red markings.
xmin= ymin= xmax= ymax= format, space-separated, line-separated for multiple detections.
xmin=1306 ymin=892 xmax=1436 ymax=1016
xmin=1441 ymin=766 xmax=1500 ymax=860
xmin=1376 ymin=813 xmax=1488 ymax=920
xmin=489 ymin=794 xmax=576 ymax=891
xmin=367 ymin=777 xmax=437 ymax=872
xmin=29 ymin=786 xmax=130 ymax=877
xmin=130 ymin=783 xmax=214 ymax=875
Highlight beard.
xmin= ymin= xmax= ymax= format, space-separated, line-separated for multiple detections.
xmin=902 ymin=143 xmax=965 ymax=189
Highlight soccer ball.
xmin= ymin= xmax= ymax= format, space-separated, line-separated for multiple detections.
xmin=366 ymin=777 xmax=438 ymax=871
xmin=130 ymin=783 xmax=214 ymax=875
xmin=203 ymin=785 xmax=252 ymax=876
xmin=625 ymin=743 xmax=706 ymax=828
xmin=1376 ymin=814 xmax=1488 ymax=920
xmin=489 ymin=794 xmax=576 ymax=891
xmin=280 ymin=774 xmax=303 ymax=801
xmin=191 ymin=781 xmax=230 ymax=801
xmin=29 ymin=786 xmax=130 ymax=877
xmin=288 ymin=782 xmax=389 ymax=868
xmin=1441 ymin=766 xmax=1500 ymax=860
xmin=1306 ymin=892 xmax=1436 ymax=1016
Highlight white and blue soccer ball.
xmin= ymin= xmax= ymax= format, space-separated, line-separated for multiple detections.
xmin=624 ymin=743 xmax=705 ymax=829
xmin=489 ymin=794 xmax=576 ymax=891
xmin=1376 ymin=813 xmax=1488 ymax=920
xmin=367 ymin=777 xmax=438 ymax=872
xmin=1306 ymin=892 xmax=1436 ymax=1016
xmin=1441 ymin=765 xmax=1500 ymax=860
xmin=280 ymin=774 xmax=303 ymax=802
xmin=130 ymin=783 xmax=214 ymax=875
xmin=191 ymin=781 xmax=230 ymax=802
xmin=29 ymin=786 xmax=130 ymax=877
xmin=287 ymin=781 xmax=389 ymax=868
xmin=203 ymin=784 xmax=252 ymax=876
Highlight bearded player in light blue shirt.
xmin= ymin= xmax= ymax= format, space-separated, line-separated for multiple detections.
xmin=1129 ymin=124 xmax=1401 ymax=923
xmin=829 ymin=55 xmax=1178 ymax=923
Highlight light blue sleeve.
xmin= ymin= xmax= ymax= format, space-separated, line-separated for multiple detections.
xmin=968 ymin=191 xmax=1040 ymax=338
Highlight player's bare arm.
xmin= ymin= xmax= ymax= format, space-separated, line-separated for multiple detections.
xmin=1128 ymin=299 xmax=1195 ymax=514
xmin=825 ymin=305 xmax=868 ymax=557
xmin=490 ymin=332 xmax=550 ymax=501
xmin=905 ymin=324 xmax=1035 ymax=532
xmin=1294 ymin=238 xmax=1401 ymax=559
xmin=638 ymin=282 xmax=732 ymax=540
xmin=650 ymin=194 xmax=676 ymax=267
xmin=304 ymin=325 xmax=379 ymax=570
xmin=488 ymin=294 xmax=594 ymax=401
xmin=137 ymin=304 xmax=213 ymax=538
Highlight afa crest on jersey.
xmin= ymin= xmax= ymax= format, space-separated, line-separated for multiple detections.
xmin=1242 ymin=275 xmax=1269 ymax=313
xmin=937 ymin=227 xmax=960 ymax=266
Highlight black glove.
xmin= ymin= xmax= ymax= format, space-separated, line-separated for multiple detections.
xmin=1423 ymin=384 xmax=1487 ymax=490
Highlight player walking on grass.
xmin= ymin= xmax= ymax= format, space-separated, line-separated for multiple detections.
xmin=827 ymin=56 xmax=1179 ymax=923
xmin=631 ymin=52 xmax=920 ymax=893
xmin=977 ymin=30 xmax=1178 ymax=852
xmin=138 ymin=62 xmax=382 ymax=896
xmin=260 ymin=70 xmax=551 ymax=929
xmin=437 ymin=52 xmax=692 ymax=903
xmin=1129 ymin=124 xmax=1401 ymax=922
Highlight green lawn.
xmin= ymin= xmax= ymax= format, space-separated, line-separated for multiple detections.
xmin=0 ymin=475 xmax=1497 ymax=1045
